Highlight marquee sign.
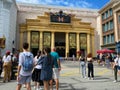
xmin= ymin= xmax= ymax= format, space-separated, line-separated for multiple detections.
xmin=50 ymin=10 xmax=71 ymax=23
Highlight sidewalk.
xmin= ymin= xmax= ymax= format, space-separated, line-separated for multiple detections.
xmin=0 ymin=61 xmax=120 ymax=90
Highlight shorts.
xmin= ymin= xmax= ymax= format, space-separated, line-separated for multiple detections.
xmin=53 ymin=68 xmax=59 ymax=79
xmin=17 ymin=75 xmax=32 ymax=85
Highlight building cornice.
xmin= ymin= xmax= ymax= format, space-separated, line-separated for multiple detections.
xmin=99 ymin=0 xmax=120 ymax=14
xmin=16 ymin=2 xmax=98 ymax=17
xmin=99 ymin=1 xmax=113 ymax=14
xmin=112 ymin=1 xmax=120 ymax=12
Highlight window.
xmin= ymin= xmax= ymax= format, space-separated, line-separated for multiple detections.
xmin=119 ymin=15 xmax=120 ymax=23
xmin=102 ymin=13 xmax=105 ymax=20
xmin=111 ymin=34 xmax=114 ymax=43
xmin=103 ymin=36 xmax=107 ymax=45
xmin=107 ymin=35 xmax=110 ymax=44
xmin=102 ymin=24 xmax=105 ymax=32
xmin=110 ymin=20 xmax=113 ymax=30
xmin=105 ymin=11 xmax=108 ymax=19
xmin=109 ymin=8 xmax=113 ymax=16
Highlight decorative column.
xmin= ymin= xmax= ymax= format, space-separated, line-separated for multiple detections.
xmin=76 ymin=33 xmax=80 ymax=58
xmin=66 ymin=32 xmax=69 ymax=58
xmin=87 ymin=33 xmax=91 ymax=54
xmin=113 ymin=12 xmax=118 ymax=42
xmin=92 ymin=34 xmax=95 ymax=57
xmin=27 ymin=31 xmax=31 ymax=51
xmin=39 ymin=31 xmax=43 ymax=51
xmin=20 ymin=32 xmax=23 ymax=51
xmin=51 ymin=32 xmax=55 ymax=50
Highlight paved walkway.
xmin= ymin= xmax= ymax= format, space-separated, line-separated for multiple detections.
xmin=0 ymin=61 xmax=120 ymax=90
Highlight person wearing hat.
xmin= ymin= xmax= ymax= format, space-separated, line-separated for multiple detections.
xmin=2 ymin=50 xmax=12 ymax=82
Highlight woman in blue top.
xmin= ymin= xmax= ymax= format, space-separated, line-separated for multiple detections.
xmin=38 ymin=47 xmax=54 ymax=90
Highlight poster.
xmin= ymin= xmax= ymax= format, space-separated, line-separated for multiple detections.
xmin=43 ymin=32 xmax=51 ymax=47
xmin=80 ymin=34 xmax=87 ymax=49
xmin=69 ymin=33 xmax=76 ymax=48
xmin=31 ymin=32 xmax=39 ymax=48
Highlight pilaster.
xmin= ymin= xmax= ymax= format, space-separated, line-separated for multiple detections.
xmin=66 ymin=32 xmax=69 ymax=58
xmin=27 ymin=31 xmax=31 ymax=51
xmin=40 ymin=31 xmax=43 ymax=51
xmin=51 ymin=32 xmax=55 ymax=50
xmin=92 ymin=34 xmax=95 ymax=57
xmin=87 ymin=33 xmax=91 ymax=54
xmin=20 ymin=32 xmax=23 ymax=51
xmin=76 ymin=33 xmax=80 ymax=58
xmin=113 ymin=12 xmax=118 ymax=42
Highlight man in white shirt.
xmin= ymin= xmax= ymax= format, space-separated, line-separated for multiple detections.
xmin=16 ymin=42 xmax=34 ymax=90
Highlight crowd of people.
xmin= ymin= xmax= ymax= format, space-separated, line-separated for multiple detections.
xmin=79 ymin=52 xmax=120 ymax=83
xmin=0 ymin=42 xmax=61 ymax=90
xmin=1 ymin=42 xmax=120 ymax=90
xmin=15 ymin=42 xmax=61 ymax=90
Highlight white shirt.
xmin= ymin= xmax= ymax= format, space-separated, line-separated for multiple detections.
xmin=34 ymin=56 xmax=42 ymax=69
xmin=114 ymin=57 xmax=120 ymax=66
xmin=2 ymin=55 xmax=11 ymax=62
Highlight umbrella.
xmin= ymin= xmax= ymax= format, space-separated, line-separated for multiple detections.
xmin=97 ymin=49 xmax=115 ymax=53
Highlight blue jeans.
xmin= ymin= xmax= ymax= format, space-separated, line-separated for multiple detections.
xmin=80 ymin=61 xmax=86 ymax=78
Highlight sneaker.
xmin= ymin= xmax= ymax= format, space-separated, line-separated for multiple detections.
xmin=88 ymin=77 xmax=90 ymax=80
xmin=23 ymin=84 xmax=26 ymax=88
xmin=34 ymin=86 xmax=36 ymax=89
xmin=39 ymin=87 xmax=43 ymax=90
xmin=91 ymin=78 xmax=94 ymax=80
xmin=36 ymin=88 xmax=39 ymax=90
xmin=113 ymin=80 xmax=117 ymax=83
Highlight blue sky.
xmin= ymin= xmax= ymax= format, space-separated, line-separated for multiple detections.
xmin=16 ymin=0 xmax=110 ymax=9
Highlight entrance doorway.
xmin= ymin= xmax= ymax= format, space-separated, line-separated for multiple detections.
xmin=55 ymin=32 xmax=65 ymax=57
xmin=69 ymin=48 xmax=76 ymax=57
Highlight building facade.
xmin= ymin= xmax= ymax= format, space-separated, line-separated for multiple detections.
xmin=99 ymin=0 xmax=120 ymax=51
xmin=0 ymin=0 xmax=17 ymax=56
xmin=17 ymin=3 xmax=98 ymax=57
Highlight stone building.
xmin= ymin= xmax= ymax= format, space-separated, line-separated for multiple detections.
xmin=0 ymin=0 xmax=17 ymax=56
xmin=17 ymin=3 xmax=98 ymax=57
xmin=99 ymin=0 xmax=120 ymax=51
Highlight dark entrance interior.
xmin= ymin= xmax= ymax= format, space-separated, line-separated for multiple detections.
xmin=69 ymin=48 xmax=76 ymax=57
xmin=80 ymin=49 xmax=86 ymax=56
xmin=31 ymin=48 xmax=38 ymax=57
xmin=55 ymin=32 xmax=65 ymax=57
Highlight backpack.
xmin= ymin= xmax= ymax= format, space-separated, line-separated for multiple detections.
xmin=22 ymin=53 xmax=33 ymax=72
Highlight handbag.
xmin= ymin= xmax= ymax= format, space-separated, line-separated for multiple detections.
xmin=3 ymin=62 xmax=9 ymax=67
